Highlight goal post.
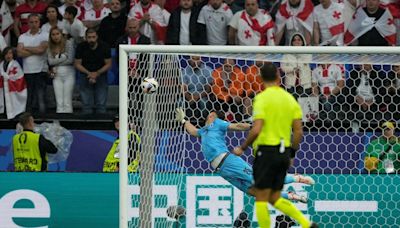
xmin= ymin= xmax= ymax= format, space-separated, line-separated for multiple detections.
xmin=119 ymin=45 xmax=400 ymax=228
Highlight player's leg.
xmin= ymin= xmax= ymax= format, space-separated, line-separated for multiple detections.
xmin=268 ymin=150 xmax=314 ymax=228
xmin=285 ymin=174 xmax=315 ymax=185
xmin=217 ymin=154 xmax=254 ymax=227
xmin=270 ymin=189 xmax=313 ymax=228
xmin=252 ymin=146 xmax=281 ymax=228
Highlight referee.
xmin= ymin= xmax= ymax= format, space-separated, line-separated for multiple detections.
xmin=233 ymin=63 xmax=317 ymax=228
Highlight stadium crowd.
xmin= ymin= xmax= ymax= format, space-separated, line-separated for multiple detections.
xmin=0 ymin=0 xmax=398 ymax=124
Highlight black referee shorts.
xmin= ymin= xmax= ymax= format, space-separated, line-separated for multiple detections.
xmin=253 ymin=145 xmax=291 ymax=190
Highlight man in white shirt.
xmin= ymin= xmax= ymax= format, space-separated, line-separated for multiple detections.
xmin=63 ymin=6 xmax=86 ymax=45
xmin=313 ymin=0 xmax=344 ymax=46
xmin=16 ymin=13 xmax=48 ymax=114
xmin=81 ymin=0 xmax=111 ymax=29
xmin=311 ymin=64 xmax=344 ymax=119
xmin=58 ymin=0 xmax=82 ymax=19
xmin=197 ymin=0 xmax=233 ymax=45
xmin=275 ymin=0 xmax=314 ymax=45
xmin=128 ymin=0 xmax=167 ymax=44
xmin=228 ymin=0 xmax=275 ymax=46
xmin=166 ymin=0 xmax=207 ymax=45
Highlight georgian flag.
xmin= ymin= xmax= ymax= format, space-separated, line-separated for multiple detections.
xmin=0 ymin=60 xmax=27 ymax=119
xmin=237 ymin=10 xmax=275 ymax=46
xmin=128 ymin=2 xmax=167 ymax=44
xmin=275 ymin=0 xmax=314 ymax=34
xmin=0 ymin=0 xmax=13 ymax=46
xmin=381 ymin=0 xmax=400 ymax=19
xmin=344 ymin=7 xmax=397 ymax=45
xmin=324 ymin=3 xmax=344 ymax=45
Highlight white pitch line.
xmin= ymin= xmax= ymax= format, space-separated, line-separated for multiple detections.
xmin=314 ymin=201 xmax=378 ymax=212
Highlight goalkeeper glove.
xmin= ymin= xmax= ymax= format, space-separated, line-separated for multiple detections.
xmin=175 ymin=108 xmax=187 ymax=124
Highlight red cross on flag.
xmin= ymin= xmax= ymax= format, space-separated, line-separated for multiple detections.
xmin=0 ymin=60 xmax=26 ymax=119
xmin=344 ymin=7 xmax=396 ymax=45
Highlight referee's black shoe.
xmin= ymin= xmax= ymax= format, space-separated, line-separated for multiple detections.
xmin=310 ymin=222 xmax=319 ymax=228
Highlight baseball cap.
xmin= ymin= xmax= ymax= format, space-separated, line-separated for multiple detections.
xmin=381 ymin=121 xmax=395 ymax=130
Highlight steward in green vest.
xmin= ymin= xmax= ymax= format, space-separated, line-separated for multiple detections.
xmin=103 ymin=115 xmax=141 ymax=172
xmin=12 ymin=112 xmax=58 ymax=171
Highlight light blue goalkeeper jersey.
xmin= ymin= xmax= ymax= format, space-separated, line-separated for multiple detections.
xmin=197 ymin=118 xmax=230 ymax=162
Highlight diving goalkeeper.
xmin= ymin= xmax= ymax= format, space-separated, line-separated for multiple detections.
xmin=175 ymin=108 xmax=314 ymax=202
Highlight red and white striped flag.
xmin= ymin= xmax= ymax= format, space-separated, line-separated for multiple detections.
xmin=0 ymin=60 xmax=27 ymax=119
xmin=275 ymin=0 xmax=314 ymax=34
xmin=344 ymin=6 xmax=396 ymax=45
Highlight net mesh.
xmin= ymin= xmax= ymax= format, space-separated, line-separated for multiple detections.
xmin=125 ymin=51 xmax=400 ymax=227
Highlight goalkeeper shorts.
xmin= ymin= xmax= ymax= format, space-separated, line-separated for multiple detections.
xmin=217 ymin=153 xmax=253 ymax=193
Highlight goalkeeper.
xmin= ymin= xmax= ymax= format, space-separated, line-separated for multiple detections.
xmin=175 ymin=108 xmax=314 ymax=202
xmin=103 ymin=115 xmax=140 ymax=172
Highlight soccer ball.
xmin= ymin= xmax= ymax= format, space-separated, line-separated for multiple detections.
xmin=141 ymin=77 xmax=159 ymax=94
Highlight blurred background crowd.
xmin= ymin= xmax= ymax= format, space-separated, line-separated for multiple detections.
xmin=0 ymin=0 xmax=398 ymax=128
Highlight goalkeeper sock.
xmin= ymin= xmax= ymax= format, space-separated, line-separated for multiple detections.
xmin=284 ymin=175 xmax=295 ymax=184
xmin=274 ymin=197 xmax=311 ymax=228
xmin=255 ymin=201 xmax=270 ymax=228
xmin=281 ymin=192 xmax=289 ymax=200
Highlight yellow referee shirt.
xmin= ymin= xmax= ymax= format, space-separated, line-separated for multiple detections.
xmin=252 ymin=86 xmax=303 ymax=151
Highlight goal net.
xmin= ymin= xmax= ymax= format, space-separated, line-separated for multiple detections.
xmin=119 ymin=46 xmax=400 ymax=228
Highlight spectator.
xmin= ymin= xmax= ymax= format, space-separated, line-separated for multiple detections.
xmin=12 ymin=112 xmax=57 ymax=171
xmin=0 ymin=34 xmax=7 ymax=51
xmin=347 ymin=64 xmax=386 ymax=120
xmin=228 ymin=0 xmax=275 ymax=46
xmin=128 ymin=0 xmax=167 ymax=44
xmin=17 ymin=14 xmax=49 ymax=115
xmin=115 ymin=19 xmax=150 ymax=76
xmin=342 ymin=0 xmax=360 ymax=31
xmin=63 ymin=5 xmax=86 ymax=45
xmin=388 ymin=64 xmax=400 ymax=121
xmin=0 ymin=47 xmax=27 ymax=119
xmin=166 ymin=0 xmax=206 ymax=45
xmin=344 ymin=0 xmax=396 ymax=46
xmin=0 ymin=0 xmax=18 ymax=46
xmin=197 ymin=0 xmax=233 ymax=45
xmin=98 ymin=0 xmax=127 ymax=48
xmin=244 ymin=60 xmax=264 ymax=97
xmin=281 ymin=33 xmax=313 ymax=98
xmin=313 ymin=0 xmax=344 ymax=46
xmin=103 ymin=115 xmax=141 ymax=172
xmin=115 ymin=19 xmax=150 ymax=125
xmin=275 ymin=0 xmax=314 ymax=45
xmin=154 ymin=0 xmax=170 ymax=44
xmin=311 ymin=64 xmax=344 ymax=120
xmin=211 ymin=59 xmax=252 ymax=121
xmin=14 ymin=0 xmax=47 ymax=37
xmin=81 ymin=0 xmax=111 ymax=29
xmin=74 ymin=28 xmax=112 ymax=115
xmin=48 ymin=27 xmax=75 ymax=113
xmin=364 ymin=121 xmax=400 ymax=174
xmin=41 ymin=5 xmax=64 ymax=33
xmin=182 ymin=55 xmax=213 ymax=119
xmin=58 ymin=0 xmax=82 ymax=19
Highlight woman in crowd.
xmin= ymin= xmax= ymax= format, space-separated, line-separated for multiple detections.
xmin=281 ymin=32 xmax=313 ymax=99
xmin=47 ymin=27 xmax=75 ymax=113
xmin=42 ymin=5 xmax=65 ymax=33
xmin=0 ymin=47 xmax=27 ymax=119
